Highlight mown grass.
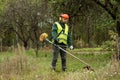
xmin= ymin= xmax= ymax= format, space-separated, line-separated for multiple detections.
xmin=72 ymin=47 xmax=103 ymax=51
xmin=0 ymin=47 xmax=120 ymax=80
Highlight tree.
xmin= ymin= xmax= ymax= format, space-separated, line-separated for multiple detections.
xmin=93 ymin=0 xmax=120 ymax=59
xmin=1 ymin=0 xmax=51 ymax=56
xmin=50 ymin=0 xmax=113 ymax=47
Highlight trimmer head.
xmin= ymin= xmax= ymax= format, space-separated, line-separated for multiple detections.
xmin=83 ymin=65 xmax=94 ymax=71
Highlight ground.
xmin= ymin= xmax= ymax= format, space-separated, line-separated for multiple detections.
xmin=0 ymin=48 xmax=120 ymax=80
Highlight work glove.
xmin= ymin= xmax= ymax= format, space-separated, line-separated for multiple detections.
xmin=54 ymin=38 xmax=59 ymax=43
xmin=69 ymin=45 xmax=74 ymax=50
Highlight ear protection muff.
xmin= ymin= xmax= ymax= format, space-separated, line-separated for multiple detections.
xmin=59 ymin=17 xmax=61 ymax=21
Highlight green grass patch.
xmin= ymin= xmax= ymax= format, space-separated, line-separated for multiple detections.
xmin=73 ymin=47 xmax=103 ymax=51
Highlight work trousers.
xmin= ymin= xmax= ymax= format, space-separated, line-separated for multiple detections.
xmin=51 ymin=44 xmax=67 ymax=70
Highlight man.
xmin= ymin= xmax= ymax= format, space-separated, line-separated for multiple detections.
xmin=51 ymin=13 xmax=73 ymax=71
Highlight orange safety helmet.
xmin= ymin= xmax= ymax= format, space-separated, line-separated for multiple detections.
xmin=60 ymin=14 xmax=69 ymax=19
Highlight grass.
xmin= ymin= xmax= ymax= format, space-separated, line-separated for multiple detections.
xmin=0 ymin=46 xmax=120 ymax=80
xmin=72 ymin=47 xmax=103 ymax=51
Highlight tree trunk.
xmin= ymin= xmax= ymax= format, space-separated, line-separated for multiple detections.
xmin=23 ymin=41 xmax=28 ymax=49
xmin=35 ymin=42 xmax=39 ymax=57
xmin=116 ymin=21 xmax=120 ymax=60
xmin=116 ymin=21 xmax=120 ymax=36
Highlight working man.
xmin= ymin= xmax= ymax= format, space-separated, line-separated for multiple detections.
xmin=51 ymin=13 xmax=73 ymax=71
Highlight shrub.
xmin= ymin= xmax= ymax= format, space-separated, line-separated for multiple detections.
xmin=101 ymin=40 xmax=115 ymax=51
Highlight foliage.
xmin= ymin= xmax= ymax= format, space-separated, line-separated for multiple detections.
xmin=50 ymin=0 xmax=117 ymax=48
xmin=101 ymin=40 xmax=115 ymax=51
xmin=101 ymin=30 xmax=117 ymax=51
xmin=0 ymin=0 xmax=120 ymax=52
xmin=0 ymin=0 xmax=52 ymax=56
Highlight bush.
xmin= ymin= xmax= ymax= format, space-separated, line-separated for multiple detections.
xmin=101 ymin=40 xmax=115 ymax=51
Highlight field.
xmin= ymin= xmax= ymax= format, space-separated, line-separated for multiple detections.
xmin=0 ymin=46 xmax=120 ymax=80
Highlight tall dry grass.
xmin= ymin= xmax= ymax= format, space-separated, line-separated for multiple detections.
xmin=0 ymin=44 xmax=37 ymax=80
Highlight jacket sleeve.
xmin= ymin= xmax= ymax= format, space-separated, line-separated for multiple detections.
xmin=67 ymin=30 xmax=73 ymax=46
xmin=52 ymin=23 xmax=58 ymax=40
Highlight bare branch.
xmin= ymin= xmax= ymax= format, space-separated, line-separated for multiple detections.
xmin=93 ymin=0 xmax=116 ymax=20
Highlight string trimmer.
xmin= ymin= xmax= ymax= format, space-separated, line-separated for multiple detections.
xmin=39 ymin=33 xmax=94 ymax=71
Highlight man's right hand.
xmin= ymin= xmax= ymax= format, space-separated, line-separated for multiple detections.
xmin=54 ymin=38 xmax=59 ymax=43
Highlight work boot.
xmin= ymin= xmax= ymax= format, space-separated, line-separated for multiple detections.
xmin=51 ymin=66 xmax=56 ymax=71
xmin=52 ymin=67 xmax=55 ymax=71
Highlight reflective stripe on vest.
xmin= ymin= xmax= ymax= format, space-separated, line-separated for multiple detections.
xmin=55 ymin=22 xmax=69 ymax=45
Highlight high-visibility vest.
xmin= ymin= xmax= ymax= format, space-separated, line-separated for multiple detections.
xmin=55 ymin=22 xmax=69 ymax=45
